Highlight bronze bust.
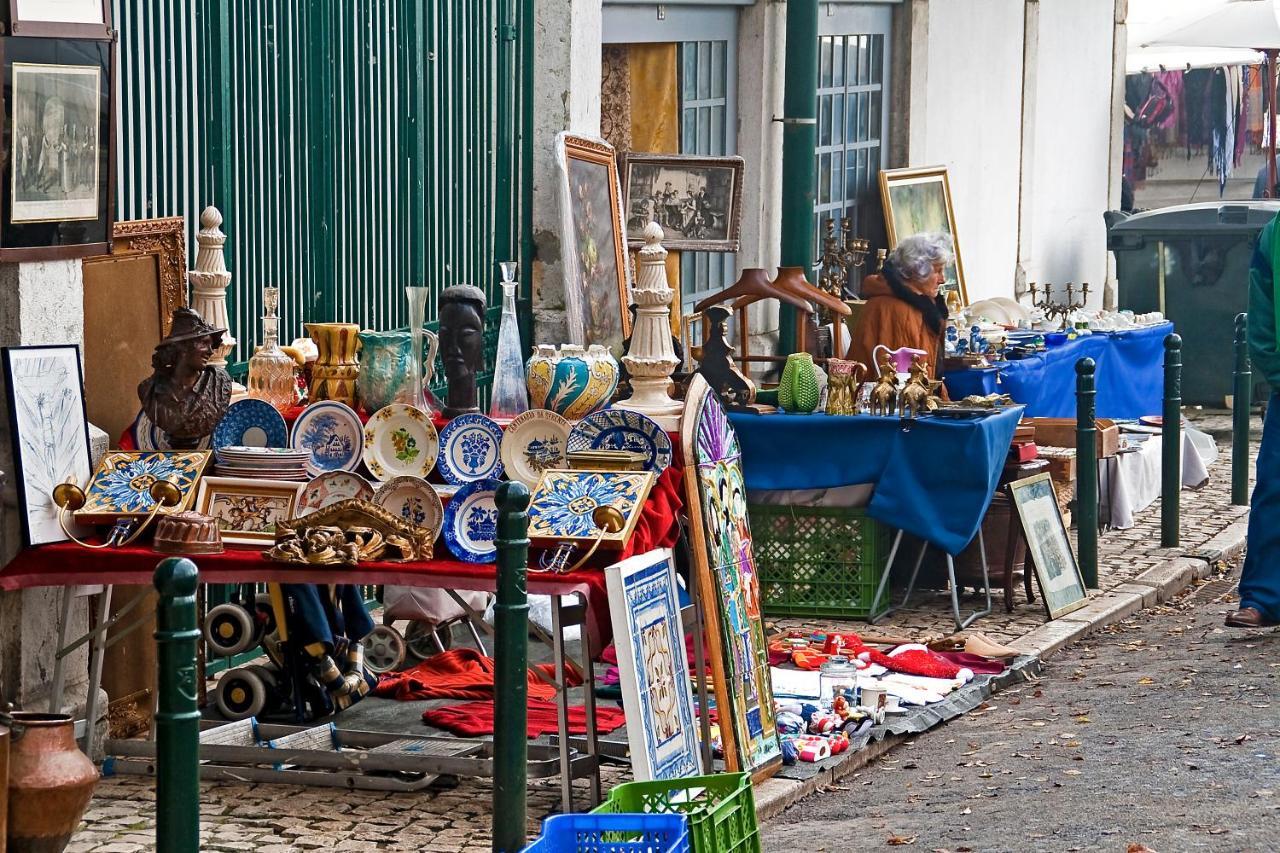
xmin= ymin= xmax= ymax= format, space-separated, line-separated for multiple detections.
xmin=438 ymin=284 xmax=487 ymax=418
xmin=138 ymin=307 xmax=232 ymax=448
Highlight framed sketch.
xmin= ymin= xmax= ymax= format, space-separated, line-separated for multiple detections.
xmin=680 ymin=374 xmax=782 ymax=780
xmin=878 ymin=165 xmax=968 ymax=305
xmin=2 ymin=344 xmax=91 ymax=545
xmin=0 ymin=37 xmax=116 ymax=261
xmin=1008 ymin=473 xmax=1087 ymax=620
xmin=9 ymin=1 xmax=112 ymax=40
xmin=604 ymin=547 xmax=701 ymax=781
xmin=556 ymin=132 xmax=632 ymax=357
xmin=621 ymin=154 xmax=744 ymax=252
xmin=194 ymin=476 xmax=305 ymax=548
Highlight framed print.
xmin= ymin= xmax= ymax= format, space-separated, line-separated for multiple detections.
xmin=878 ymin=165 xmax=968 ymax=305
xmin=194 ymin=476 xmax=305 ymax=547
xmin=0 ymin=36 xmax=115 ymax=261
xmin=8 ymin=1 xmax=111 ymax=40
xmin=2 ymin=344 xmax=92 ymax=545
xmin=76 ymin=450 xmax=207 ymax=524
xmin=1008 ymin=473 xmax=1087 ymax=620
xmin=621 ymin=154 xmax=744 ymax=252
xmin=556 ymin=131 xmax=632 ymax=357
xmin=604 ymin=547 xmax=701 ymax=781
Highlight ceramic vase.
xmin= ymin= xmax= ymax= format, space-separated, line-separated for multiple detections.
xmin=305 ymin=323 xmax=362 ymax=407
xmin=6 ymin=712 xmax=98 ymax=853
xmin=526 ymin=343 xmax=619 ymax=419
xmin=357 ymin=328 xmax=439 ymax=413
xmin=778 ymin=352 xmax=820 ymax=414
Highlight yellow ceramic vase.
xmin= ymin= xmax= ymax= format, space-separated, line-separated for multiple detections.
xmin=305 ymin=322 xmax=362 ymax=406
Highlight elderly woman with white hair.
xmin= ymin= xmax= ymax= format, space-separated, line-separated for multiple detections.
xmin=847 ymin=232 xmax=955 ymax=390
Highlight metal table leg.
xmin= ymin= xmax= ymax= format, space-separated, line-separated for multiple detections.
xmin=947 ymin=528 xmax=993 ymax=631
xmin=573 ymin=593 xmax=601 ymax=806
xmin=49 ymin=584 xmax=75 ymax=714
xmin=82 ymin=585 xmax=115 ymax=756
xmin=871 ymin=531 xmax=928 ymax=622
xmin=550 ymin=594 xmax=573 ymax=813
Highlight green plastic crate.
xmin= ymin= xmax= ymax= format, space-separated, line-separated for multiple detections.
xmin=592 ymin=772 xmax=760 ymax=853
xmin=748 ymin=503 xmax=890 ymax=620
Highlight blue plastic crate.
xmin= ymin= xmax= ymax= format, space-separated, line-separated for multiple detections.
xmin=522 ymin=812 xmax=690 ymax=853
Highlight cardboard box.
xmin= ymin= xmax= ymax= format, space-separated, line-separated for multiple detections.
xmin=1009 ymin=441 xmax=1039 ymax=463
xmin=1028 ymin=417 xmax=1120 ymax=458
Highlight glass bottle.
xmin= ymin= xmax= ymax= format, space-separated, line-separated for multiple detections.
xmin=247 ymin=287 xmax=297 ymax=413
xmin=488 ymin=261 xmax=529 ymax=421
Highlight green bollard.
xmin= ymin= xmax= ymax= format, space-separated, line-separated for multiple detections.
xmin=1076 ymin=358 xmax=1099 ymax=589
xmin=492 ymin=481 xmax=531 ymax=853
xmin=1162 ymin=334 xmax=1183 ymax=548
xmin=1233 ymin=313 xmax=1252 ymax=506
xmin=153 ymin=557 xmax=200 ymax=853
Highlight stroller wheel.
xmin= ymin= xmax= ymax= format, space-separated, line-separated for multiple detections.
xmin=214 ymin=667 xmax=268 ymax=720
xmin=242 ymin=664 xmax=283 ymax=714
xmin=361 ymin=624 xmax=406 ymax=673
xmin=204 ymin=603 xmax=256 ymax=657
xmin=254 ymin=592 xmax=277 ymax=639
xmin=404 ymin=619 xmax=452 ymax=662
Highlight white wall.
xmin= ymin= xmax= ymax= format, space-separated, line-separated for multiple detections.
xmin=1028 ymin=0 xmax=1115 ymax=305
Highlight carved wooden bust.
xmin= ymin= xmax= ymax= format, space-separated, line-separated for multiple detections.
xmin=137 ymin=307 xmax=231 ymax=448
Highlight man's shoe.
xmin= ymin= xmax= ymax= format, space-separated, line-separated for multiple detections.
xmin=1224 ymin=607 xmax=1279 ymax=628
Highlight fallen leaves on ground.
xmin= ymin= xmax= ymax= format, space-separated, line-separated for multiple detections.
xmin=887 ymin=834 xmax=917 ymax=845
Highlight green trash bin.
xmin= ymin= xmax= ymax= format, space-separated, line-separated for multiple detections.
xmin=1108 ymin=201 xmax=1280 ymax=406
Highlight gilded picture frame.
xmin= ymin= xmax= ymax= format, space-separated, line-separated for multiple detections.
xmin=620 ymin=153 xmax=745 ymax=252
xmin=1008 ymin=473 xmax=1087 ymax=620
xmin=194 ymin=476 xmax=305 ymax=548
xmin=878 ymin=165 xmax=968 ymax=305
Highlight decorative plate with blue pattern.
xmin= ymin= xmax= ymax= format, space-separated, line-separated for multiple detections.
xmin=213 ymin=398 xmax=289 ymax=450
xmin=565 ymin=409 xmax=672 ymax=472
xmin=289 ymin=401 xmax=364 ymax=477
xmin=437 ymin=413 xmax=504 ymax=485
xmin=442 ymin=478 xmax=502 ymax=563
xmin=372 ymin=475 xmax=444 ymax=539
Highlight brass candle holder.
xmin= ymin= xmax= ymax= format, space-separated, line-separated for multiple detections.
xmin=51 ymin=478 xmax=183 ymax=549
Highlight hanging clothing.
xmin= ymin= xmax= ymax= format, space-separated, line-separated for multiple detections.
xmin=1184 ymin=68 xmax=1213 ymax=151
xmin=1208 ymin=68 xmax=1236 ymax=195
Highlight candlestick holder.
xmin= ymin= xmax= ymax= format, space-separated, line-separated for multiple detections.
xmin=1028 ymin=281 xmax=1090 ymax=325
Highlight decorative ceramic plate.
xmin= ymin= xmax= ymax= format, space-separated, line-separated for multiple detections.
xmin=500 ymin=409 xmax=571 ymax=488
xmin=297 ymin=471 xmax=374 ymax=515
xmin=290 ymin=401 xmax=364 ymax=477
xmin=373 ymin=475 xmax=445 ymax=537
xmin=566 ymin=409 xmax=673 ymax=472
xmin=213 ymin=399 xmax=289 ymax=450
xmin=132 ymin=409 xmax=211 ymax=451
xmin=216 ymin=446 xmax=310 ymax=464
xmin=441 ymin=478 xmax=501 ymax=563
xmin=363 ymin=404 xmax=438 ymax=481
xmin=436 ymin=413 xmax=504 ymax=485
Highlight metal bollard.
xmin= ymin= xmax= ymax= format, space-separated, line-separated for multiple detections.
xmin=153 ymin=557 xmax=200 ymax=853
xmin=1162 ymin=334 xmax=1183 ymax=547
xmin=1233 ymin=313 xmax=1252 ymax=505
xmin=1076 ymin=358 xmax=1099 ymax=588
xmin=492 ymin=481 xmax=531 ymax=853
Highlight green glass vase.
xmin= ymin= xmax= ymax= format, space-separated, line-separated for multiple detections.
xmin=778 ymin=352 xmax=820 ymax=413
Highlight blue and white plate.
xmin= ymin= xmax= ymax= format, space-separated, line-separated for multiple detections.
xmin=289 ymin=400 xmax=364 ymax=477
xmin=437 ymin=413 xmax=504 ymax=485
xmin=213 ymin=398 xmax=289 ymax=450
xmin=566 ymin=409 xmax=672 ymax=472
xmin=132 ymin=409 xmax=211 ymax=451
xmin=442 ymin=478 xmax=501 ymax=563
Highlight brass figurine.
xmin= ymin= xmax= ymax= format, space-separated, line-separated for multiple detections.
xmin=899 ymin=356 xmax=939 ymax=419
xmin=868 ymin=353 xmax=899 ymax=416
xmin=138 ymin=307 xmax=232 ymax=448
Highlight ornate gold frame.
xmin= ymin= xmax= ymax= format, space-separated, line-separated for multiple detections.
xmin=878 ymin=165 xmax=969 ymax=306
xmin=274 ymin=499 xmax=435 ymax=562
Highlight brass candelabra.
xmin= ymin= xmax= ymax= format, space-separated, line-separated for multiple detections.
xmin=1028 ymin=281 xmax=1090 ymax=324
xmin=817 ymin=218 xmax=871 ymax=308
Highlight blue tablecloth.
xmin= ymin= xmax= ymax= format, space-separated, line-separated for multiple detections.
xmin=943 ymin=322 xmax=1174 ymax=419
xmin=729 ymin=406 xmax=1024 ymax=556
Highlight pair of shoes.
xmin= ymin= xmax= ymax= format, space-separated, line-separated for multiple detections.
xmin=963 ymin=633 xmax=1021 ymax=661
xmin=1224 ymin=607 xmax=1279 ymax=628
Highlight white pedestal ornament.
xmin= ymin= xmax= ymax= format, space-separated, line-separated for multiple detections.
xmin=615 ymin=221 xmax=682 ymax=431
xmin=187 ymin=205 xmax=244 ymax=397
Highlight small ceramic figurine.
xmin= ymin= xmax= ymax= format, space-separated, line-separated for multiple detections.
xmin=869 ymin=353 xmax=899 ymax=417
xmin=138 ymin=307 xmax=232 ymax=448
xmin=439 ymin=284 xmax=488 ymax=418
xmin=945 ymin=324 xmax=959 ymax=356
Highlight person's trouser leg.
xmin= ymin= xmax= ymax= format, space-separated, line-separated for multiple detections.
xmin=1239 ymin=393 xmax=1280 ymax=620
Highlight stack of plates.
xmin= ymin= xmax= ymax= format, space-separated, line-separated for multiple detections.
xmin=214 ymin=446 xmax=311 ymax=480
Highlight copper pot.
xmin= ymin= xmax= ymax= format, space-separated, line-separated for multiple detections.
xmin=6 ymin=713 xmax=98 ymax=853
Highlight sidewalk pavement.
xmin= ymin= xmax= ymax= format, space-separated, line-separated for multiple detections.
xmin=65 ymin=411 xmax=1254 ymax=852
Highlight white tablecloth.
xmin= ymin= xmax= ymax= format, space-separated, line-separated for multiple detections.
xmin=1101 ymin=427 xmax=1214 ymax=529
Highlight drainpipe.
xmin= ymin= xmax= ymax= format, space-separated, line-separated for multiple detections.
xmin=778 ymin=0 xmax=819 ymax=356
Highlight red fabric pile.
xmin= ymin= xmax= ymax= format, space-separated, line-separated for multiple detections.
xmin=422 ymin=700 xmax=628 ymax=738
xmin=372 ymin=648 xmax=579 ymax=702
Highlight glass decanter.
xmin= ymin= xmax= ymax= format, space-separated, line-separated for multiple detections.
xmin=247 ymin=286 xmax=297 ymax=413
xmin=488 ymin=261 xmax=529 ymax=421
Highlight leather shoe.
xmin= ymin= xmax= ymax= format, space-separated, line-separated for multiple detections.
xmin=1224 ymin=607 xmax=1278 ymax=628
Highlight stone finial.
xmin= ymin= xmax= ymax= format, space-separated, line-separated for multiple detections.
xmin=188 ymin=205 xmax=236 ymax=367
xmin=615 ymin=221 xmax=681 ymax=427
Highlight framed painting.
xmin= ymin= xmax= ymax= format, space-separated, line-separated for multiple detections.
xmin=2 ymin=344 xmax=92 ymax=545
xmin=680 ymin=373 xmax=781 ymax=779
xmin=878 ymin=165 xmax=968 ymax=305
xmin=527 ymin=469 xmax=655 ymax=550
xmin=556 ymin=132 xmax=632 ymax=357
xmin=604 ymin=547 xmax=701 ymax=781
xmin=621 ymin=154 xmax=744 ymax=252
xmin=75 ymin=450 xmax=207 ymax=525
xmin=1008 ymin=473 xmax=1087 ymax=620
xmin=194 ymin=476 xmax=304 ymax=547
xmin=8 ymin=1 xmax=112 ymax=40
xmin=0 ymin=36 xmax=116 ymax=261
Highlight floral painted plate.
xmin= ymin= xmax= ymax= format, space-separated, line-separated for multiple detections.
xmin=500 ymin=409 xmax=571 ymax=488
xmin=373 ymin=476 xmax=444 ymax=538
xmin=436 ymin=413 xmax=504 ymax=485
xmin=298 ymin=470 xmax=374 ymax=516
xmin=566 ymin=409 xmax=673 ymax=472
xmin=289 ymin=401 xmax=365 ymax=477
xmin=213 ymin=398 xmax=289 ymax=450
xmin=362 ymin=404 xmax=438 ymax=482
xmin=441 ymin=478 xmax=501 ymax=563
